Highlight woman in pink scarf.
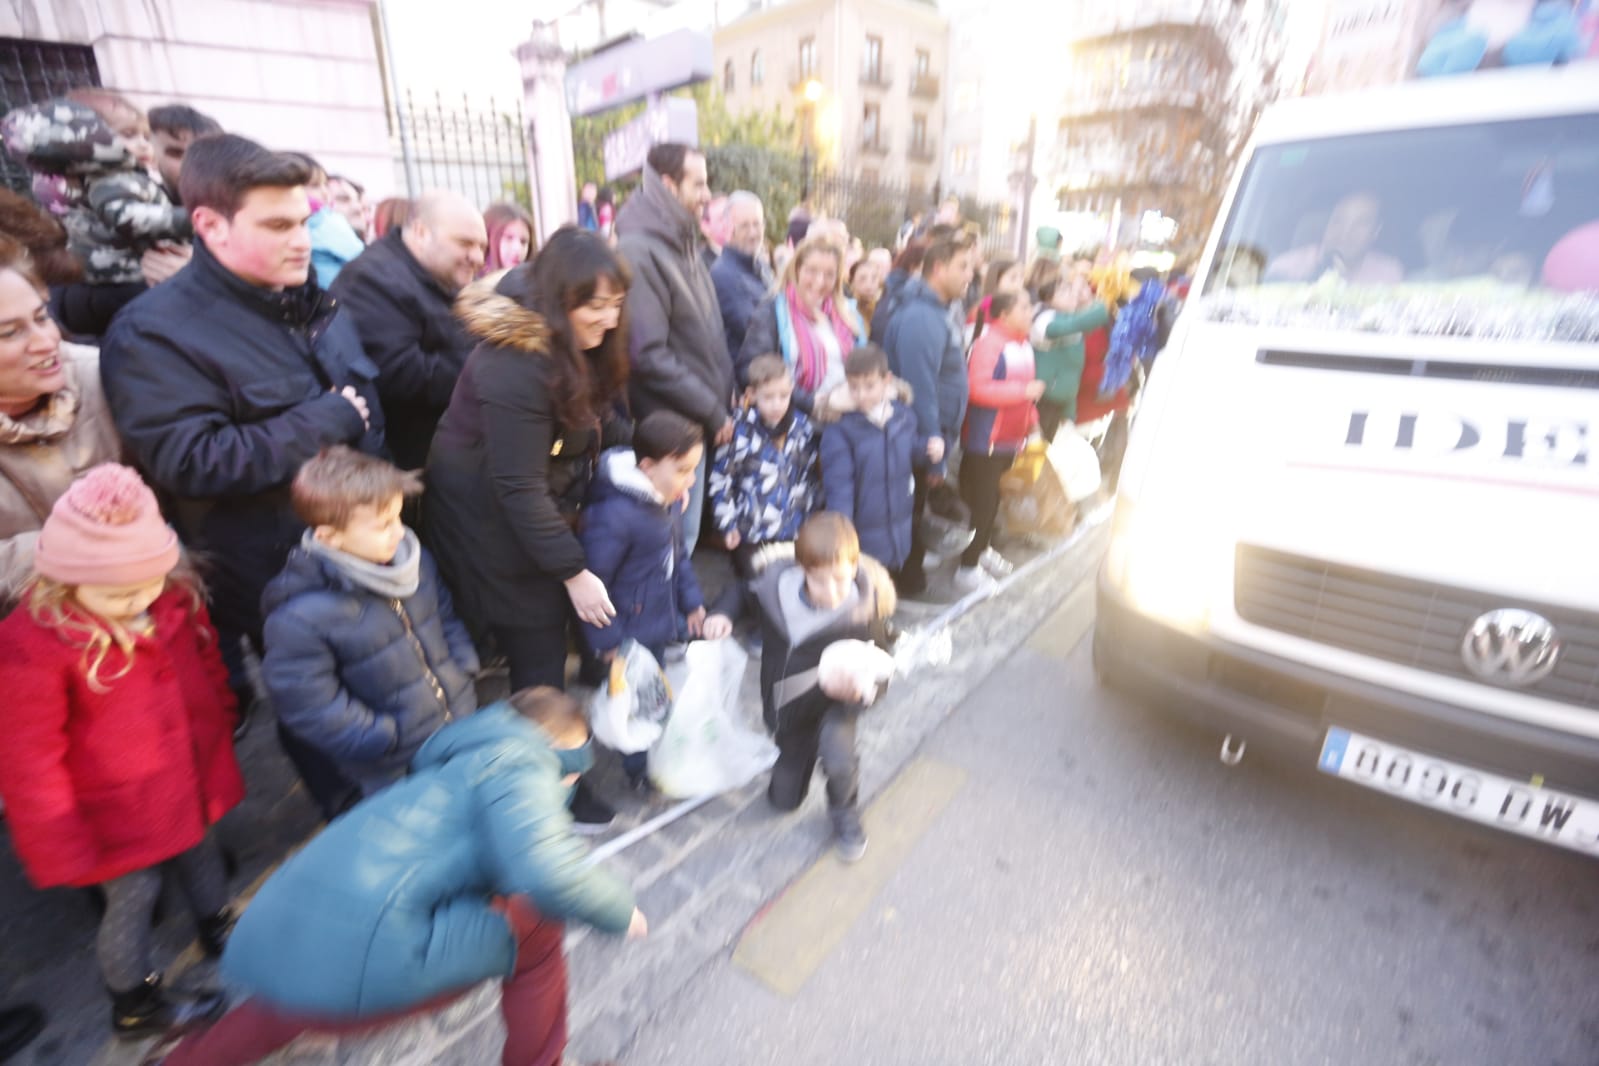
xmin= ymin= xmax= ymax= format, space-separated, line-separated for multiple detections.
xmin=737 ymin=237 xmax=867 ymax=416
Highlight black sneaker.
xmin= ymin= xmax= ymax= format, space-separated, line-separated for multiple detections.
xmin=110 ymin=974 xmax=225 ymax=1041
xmin=569 ymin=778 xmax=615 ymax=836
xmin=831 ymin=809 xmax=867 ymax=864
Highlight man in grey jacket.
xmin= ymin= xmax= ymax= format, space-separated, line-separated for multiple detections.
xmin=616 ymin=142 xmax=733 ymax=555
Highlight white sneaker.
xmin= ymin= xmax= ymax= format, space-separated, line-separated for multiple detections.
xmin=977 ymin=547 xmax=1014 ymax=578
xmin=953 ymin=565 xmax=998 ymax=594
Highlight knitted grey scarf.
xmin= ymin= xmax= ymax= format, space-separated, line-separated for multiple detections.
xmin=301 ymin=527 xmax=421 ymax=599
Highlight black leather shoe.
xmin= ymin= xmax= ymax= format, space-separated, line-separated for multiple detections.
xmin=110 ymin=974 xmax=225 ymax=1040
xmin=0 ymin=1004 xmax=44 ymax=1063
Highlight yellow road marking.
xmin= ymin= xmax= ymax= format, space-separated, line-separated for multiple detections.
xmin=732 ymin=758 xmax=967 ymax=997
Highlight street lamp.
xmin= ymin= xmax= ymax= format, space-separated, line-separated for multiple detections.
xmin=800 ymin=78 xmax=823 ymax=202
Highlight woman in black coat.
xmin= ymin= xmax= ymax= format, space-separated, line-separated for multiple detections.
xmin=425 ymin=227 xmax=632 ymax=692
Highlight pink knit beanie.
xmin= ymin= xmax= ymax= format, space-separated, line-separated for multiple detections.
xmin=35 ymin=464 xmax=180 ymax=586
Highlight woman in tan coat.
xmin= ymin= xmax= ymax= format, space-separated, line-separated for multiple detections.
xmin=0 ymin=235 xmax=121 ymax=611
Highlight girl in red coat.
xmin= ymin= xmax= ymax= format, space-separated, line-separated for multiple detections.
xmin=0 ymin=464 xmax=243 ymax=1040
xmin=959 ymin=290 xmax=1046 ymax=593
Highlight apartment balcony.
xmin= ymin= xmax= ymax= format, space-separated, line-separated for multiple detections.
xmin=861 ymin=133 xmax=891 ymax=156
xmin=909 ymin=72 xmax=940 ymax=100
xmin=860 ymin=61 xmax=893 ymax=90
xmin=907 ymin=139 xmax=937 ymax=164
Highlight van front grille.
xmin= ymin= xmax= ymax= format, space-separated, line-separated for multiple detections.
xmin=1233 ymin=545 xmax=1599 ymax=710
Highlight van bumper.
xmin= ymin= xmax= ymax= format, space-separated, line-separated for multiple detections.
xmin=1094 ymin=574 xmax=1599 ymax=795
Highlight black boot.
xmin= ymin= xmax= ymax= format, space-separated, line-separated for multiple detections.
xmin=109 ymin=974 xmax=225 ymax=1040
xmin=229 ymin=684 xmax=257 ymax=742
xmin=0 ymin=1003 xmax=44 ymax=1063
xmin=197 ymin=907 xmax=236 ymax=958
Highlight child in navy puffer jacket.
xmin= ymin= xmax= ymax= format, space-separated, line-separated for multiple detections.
xmin=580 ymin=412 xmax=709 ymax=785
xmin=819 ymin=345 xmax=925 ymax=576
xmin=708 ymin=353 xmax=822 ymax=578
xmin=260 ymin=448 xmax=479 ymax=818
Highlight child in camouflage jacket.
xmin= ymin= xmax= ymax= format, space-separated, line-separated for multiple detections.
xmin=1 ymin=95 xmax=190 ymax=286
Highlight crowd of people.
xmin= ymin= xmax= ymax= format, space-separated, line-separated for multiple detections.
xmin=0 ymin=88 xmax=1170 ymax=1065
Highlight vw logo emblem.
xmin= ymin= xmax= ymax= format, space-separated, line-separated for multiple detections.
xmin=1461 ymin=609 xmax=1562 ymax=686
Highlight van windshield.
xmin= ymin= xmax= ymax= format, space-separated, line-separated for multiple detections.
xmin=1198 ymin=113 xmax=1599 ymax=343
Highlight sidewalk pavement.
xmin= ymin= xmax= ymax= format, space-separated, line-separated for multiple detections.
xmin=2 ymin=511 xmax=1106 ymax=1066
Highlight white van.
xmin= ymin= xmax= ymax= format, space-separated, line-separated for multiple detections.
xmin=1094 ymin=64 xmax=1599 ymax=856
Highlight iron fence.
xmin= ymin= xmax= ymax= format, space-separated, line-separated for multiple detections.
xmin=389 ymin=90 xmax=533 ymax=212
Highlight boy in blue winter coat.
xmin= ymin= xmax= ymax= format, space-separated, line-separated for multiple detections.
xmin=708 ymin=353 xmax=823 ymax=578
xmin=260 ymin=447 xmax=479 ymax=818
xmin=580 ymin=411 xmax=709 ymax=785
xmin=819 ymin=345 xmax=925 ymax=576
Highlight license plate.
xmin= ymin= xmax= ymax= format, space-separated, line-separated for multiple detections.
xmin=1318 ymin=727 xmax=1599 ymax=857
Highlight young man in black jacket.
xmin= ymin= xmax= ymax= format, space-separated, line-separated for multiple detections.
xmin=100 ymin=134 xmax=385 ymax=783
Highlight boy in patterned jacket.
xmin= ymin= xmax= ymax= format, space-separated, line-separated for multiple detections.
xmin=1 ymin=94 xmax=190 ymax=287
xmin=708 ymin=353 xmax=823 ymax=578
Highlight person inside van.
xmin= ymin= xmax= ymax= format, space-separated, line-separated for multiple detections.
xmin=1266 ymin=191 xmax=1404 ymax=285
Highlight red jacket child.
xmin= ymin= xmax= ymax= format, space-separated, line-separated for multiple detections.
xmin=0 ymin=586 xmax=243 ymax=889
xmin=962 ymin=316 xmax=1040 ymax=455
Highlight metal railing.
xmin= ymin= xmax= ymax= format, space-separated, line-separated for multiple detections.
xmin=389 ymin=90 xmax=533 ymax=210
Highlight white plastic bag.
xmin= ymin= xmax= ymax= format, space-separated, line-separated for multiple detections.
xmin=1050 ymin=428 xmax=1103 ymax=503
xmin=587 ymin=640 xmax=672 ymax=754
xmin=648 ymin=640 xmax=777 ymax=798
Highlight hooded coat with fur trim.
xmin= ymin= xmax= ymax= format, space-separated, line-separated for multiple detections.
xmin=578 ymin=450 xmax=704 ymax=658
xmin=425 ymin=273 xmax=631 ymax=634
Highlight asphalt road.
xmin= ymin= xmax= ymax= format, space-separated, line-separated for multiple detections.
xmin=622 ymin=597 xmax=1599 ymax=1066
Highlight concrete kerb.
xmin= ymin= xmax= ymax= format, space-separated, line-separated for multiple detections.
xmin=566 ymin=507 xmax=1112 ymax=1062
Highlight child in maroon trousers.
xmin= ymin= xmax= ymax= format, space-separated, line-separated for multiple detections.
xmin=154 ymin=897 xmax=566 ymax=1066
xmin=148 ymin=689 xmax=645 ymax=1066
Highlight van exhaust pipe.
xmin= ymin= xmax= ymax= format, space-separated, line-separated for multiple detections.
xmin=1219 ymin=734 xmax=1247 ymax=767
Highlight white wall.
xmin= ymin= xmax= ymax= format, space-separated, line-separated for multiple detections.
xmin=0 ymin=0 xmax=395 ymax=197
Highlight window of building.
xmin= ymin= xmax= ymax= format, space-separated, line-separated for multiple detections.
xmin=751 ymin=49 xmax=764 ymax=87
xmin=799 ymin=37 xmax=816 ymax=80
xmin=723 ymin=60 xmax=735 ymax=93
xmin=953 ymin=146 xmax=971 ymax=174
xmin=864 ymin=35 xmax=883 ymax=83
xmin=911 ymin=114 xmax=928 ymax=151
xmin=863 ymin=102 xmax=881 ymax=147
xmin=863 ymin=168 xmax=881 ymax=186
xmin=915 ymin=48 xmax=931 ymax=78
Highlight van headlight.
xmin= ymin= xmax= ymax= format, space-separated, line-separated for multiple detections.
xmin=1104 ymin=496 xmax=1231 ymax=630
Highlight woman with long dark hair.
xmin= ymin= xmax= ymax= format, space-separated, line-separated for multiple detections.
xmin=425 ymin=227 xmax=631 ymax=699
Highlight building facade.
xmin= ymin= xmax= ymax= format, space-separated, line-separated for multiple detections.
xmin=1041 ymin=0 xmax=1288 ymax=258
xmin=0 ymin=0 xmax=393 ymax=195
xmin=713 ymin=0 xmax=949 ymax=191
